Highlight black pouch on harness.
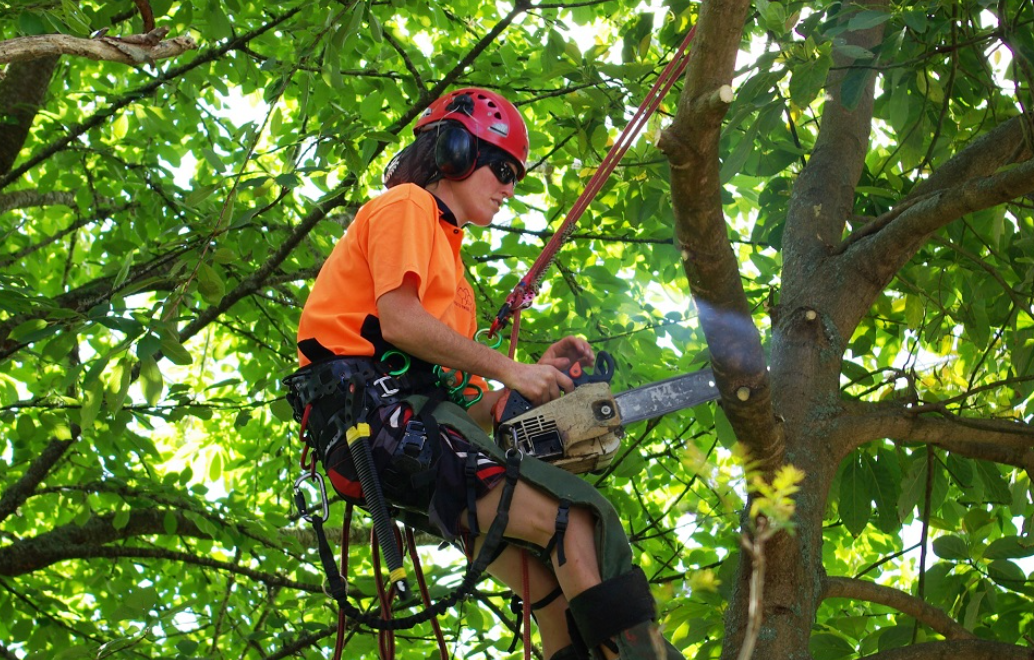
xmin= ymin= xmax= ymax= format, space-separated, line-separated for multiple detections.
xmin=284 ymin=358 xmax=440 ymax=510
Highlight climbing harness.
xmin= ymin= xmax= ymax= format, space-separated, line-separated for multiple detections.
xmin=283 ymin=350 xmax=531 ymax=659
xmin=488 ymin=22 xmax=699 ymax=350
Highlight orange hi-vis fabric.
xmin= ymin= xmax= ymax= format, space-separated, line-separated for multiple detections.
xmin=297 ymin=184 xmax=488 ymax=392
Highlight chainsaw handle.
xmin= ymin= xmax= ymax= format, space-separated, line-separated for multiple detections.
xmin=567 ymin=351 xmax=615 ymax=386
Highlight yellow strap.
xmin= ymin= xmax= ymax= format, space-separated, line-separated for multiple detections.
xmin=346 ymin=423 xmax=371 ymax=446
xmin=389 ymin=567 xmax=407 ymax=583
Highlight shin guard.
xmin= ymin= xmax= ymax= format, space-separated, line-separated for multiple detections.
xmin=567 ymin=567 xmax=677 ymax=660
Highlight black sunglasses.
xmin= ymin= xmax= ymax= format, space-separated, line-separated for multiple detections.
xmin=486 ymin=160 xmax=519 ymax=186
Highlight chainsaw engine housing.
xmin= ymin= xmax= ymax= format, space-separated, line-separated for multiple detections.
xmin=496 ymin=382 xmax=623 ymax=474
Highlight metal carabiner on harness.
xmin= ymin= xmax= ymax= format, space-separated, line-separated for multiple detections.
xmin=294 ymin=471 xmax=330 ymax=523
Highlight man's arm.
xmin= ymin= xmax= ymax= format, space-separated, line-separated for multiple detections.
xmin=377 ymin=275 xmax=575 ymax=406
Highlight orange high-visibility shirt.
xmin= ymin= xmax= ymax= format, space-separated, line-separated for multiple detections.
xmin=297 ymin=184 xmax=488 ymax=391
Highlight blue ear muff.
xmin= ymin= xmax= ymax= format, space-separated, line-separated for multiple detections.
xmin=435 ymin=124 xmax=477 ymax=180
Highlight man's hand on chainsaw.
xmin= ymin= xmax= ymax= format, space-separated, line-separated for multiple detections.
xmin=538 ymin=336 xmax=594 ymax=374
xmin=505 ymin=361 xmax=573 ymax=407
xmin=493 ymin=336 xmax=595 ymax=413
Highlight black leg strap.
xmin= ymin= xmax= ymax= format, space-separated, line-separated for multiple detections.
xmin=567 ymin=567 xmax=656 ymax=652
xmin=543 ymin=499 xmax=571 ymax=567
xmin=465 ymin=450 xmax=479 ymax=538
xmin=531 ymin=584 xmax=564 ymax=611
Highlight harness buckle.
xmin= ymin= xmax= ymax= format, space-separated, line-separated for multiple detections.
xmin=293 ymin=471 xmax=330 ymax=523
xmin=373 ymin=375 xmax=400 ymax=397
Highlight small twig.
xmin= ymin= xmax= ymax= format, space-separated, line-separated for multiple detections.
xmin=737 ymin=516 xmax=776 ymax=660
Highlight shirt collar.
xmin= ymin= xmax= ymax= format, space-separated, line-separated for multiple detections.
xmin=432 ymin=194 xmax=458 ymax=226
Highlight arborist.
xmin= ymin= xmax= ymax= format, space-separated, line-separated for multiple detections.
xmin=284 ymin=88 xmax=683 ymax=660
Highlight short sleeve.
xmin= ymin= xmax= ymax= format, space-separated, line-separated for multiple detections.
xmin=365 ymin=193 xmax=437 ymax=301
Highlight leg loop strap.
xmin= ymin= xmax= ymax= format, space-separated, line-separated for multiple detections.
xmin=531 ymin=584 xmax=564 ymax=611
xmin=465 ymin=450 xmax=480 ymax=538
xmin=543 ymin=499 xmax=571 ymax=566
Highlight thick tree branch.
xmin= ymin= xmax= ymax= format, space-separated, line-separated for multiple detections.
xmin=0 ymin=55 xmax=58 ymax=176
xmin=784 ymin=0 xmax=888 ymax=274
xmin=0 ymin=437 xmax=75 ymax=525
xmin=859 ymin=640 xmax=1034 ymax=660
xmin=177 ymin=192 xmax=349 ymax=343
xmin=860 ymin=156 xmax=1034 ymax=277
xmin=658 ymin=0 xmax=781 ymax=469
xmin=33 ymin=546 xmax=320 ymax=593
xmin=0 ymin=508 xmax=206 ymax=576
xmin=838 ymin=401 xmax=1034 ymax=470
xmin=0 ymin=189 xmax=76 ymax=214
xmin=840 ymin=111 xmax=1034 ymax=303
xmin=0 ymin=202 xmax=134 ymax=269
xmin=909 ymin=112 xmax=1034 ymax=201
xmin=0 ymin=7 xmax=302 ymax=192
xmin=0 ymin=30 xmax=197 ymax=66
xmin=822 ymin=576 xmax=974 ymax=640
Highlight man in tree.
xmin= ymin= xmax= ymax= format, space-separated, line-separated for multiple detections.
xmin=288 ymin=88 xmax=683 ymax=660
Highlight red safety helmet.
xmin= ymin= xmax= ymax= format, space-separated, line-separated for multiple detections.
xmin=415 ymin=88 xmax=529 ymax=178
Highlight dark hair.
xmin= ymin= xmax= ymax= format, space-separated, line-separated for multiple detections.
xmin=383 ymin=130 xmax=442 ymax=189
xmin=383 ymin=123 xmax=522 ymax=189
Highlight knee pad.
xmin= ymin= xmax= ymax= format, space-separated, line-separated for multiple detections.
xmin=549 ymin=643 xmax=591 ymax=660
xmin=567 ymin=567 xmax=657 ymax=652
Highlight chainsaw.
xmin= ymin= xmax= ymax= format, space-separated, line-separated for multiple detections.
xmin=494 ymin=351 xmax=720 ymax=474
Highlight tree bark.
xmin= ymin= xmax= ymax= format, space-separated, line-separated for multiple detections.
xmin=0 ymin=55 xmax=58 ymax=176
xmin=659 ymin=0 xmax=782 ymax=471
xmin=0 ymin=30 xmax=197 ymax=66
xmin=861 ymin=640 xmax=1034 ymax=660
xmin=822 ymin=576 xmax=974 ymax=640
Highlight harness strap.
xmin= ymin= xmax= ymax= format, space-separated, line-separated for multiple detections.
xmin=543 ymin=499 xmax=571 ymax=567
xmin=465 ymin=451 xmax=480 ymax=539
xmin=305 ymin=448 xmax=523 ymax=632
xmin=531 ymin=584 xmax=564 ymax=611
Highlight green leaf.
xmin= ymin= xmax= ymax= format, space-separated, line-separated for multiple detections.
xmin=932 ymin=535 xmax=969 ymax=561
xmin=139 ymin=355 xmax=164 ymax=406
xmin=839 ymin=66 xmax=874 ymax=111
xmin=186 ymin=184 xmax=220 ymax=207
xmin=112 ymin=507 xmax=130 ymax=530
xmin=160 ymin=336 xmax=194 ymax=366
xmin=847 ymin=10 xmax=890 ymax=31
xmin=788 ymin=51 xmax=833 ymax=106
xmin=8 ymin=319 xmax=48 ymax=342
xmin=839 ymin=453 xmax=875 ymax=536
xmin=79 ymin=376 xmax=104 ymax=431
xmin=987 ymin=559 xmax=1026 ymax=588
xmin=18 ymin=11 xmax=47 ymax=35
xmin=974 ymin=461 xmax=1011 ymax=504
xmin=270 ymin=398 xmax=295 ymax=422
xmin=198 ymin=262 xmax=226 ymax=304
xmin=163 ymin=510 xmax=179 ymax=535
xmin=983 ymin=536 xmax=1034 ymax=560
xmin=810 ymin=633 xmax=855 ymax=660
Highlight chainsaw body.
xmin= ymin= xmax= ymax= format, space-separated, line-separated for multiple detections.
xmin=495 ymin=382 xmax=624 ymax=474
